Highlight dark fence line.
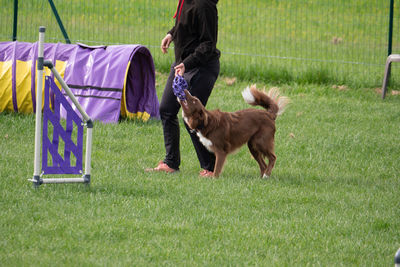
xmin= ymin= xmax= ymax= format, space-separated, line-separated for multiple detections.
xmin=1 ymin=0 xmax=399 ymax=87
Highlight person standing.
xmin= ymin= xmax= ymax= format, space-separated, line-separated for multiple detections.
xmin=146 ymin=0 xmax=220 ymax=177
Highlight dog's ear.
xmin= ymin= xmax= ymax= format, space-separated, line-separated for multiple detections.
xmin=200 ymin=109 xmax=208 ymax=128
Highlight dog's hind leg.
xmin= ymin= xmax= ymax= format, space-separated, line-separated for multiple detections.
xmin=264 ymin=136 xmax=276 ymax=177
xmin=213 ymin=150 xmax=227 ymax=177
xmin=258 ymin=129 xmax=276 ymax=178
xmin=248 ymin=142 xmax=267 ymax=177
xmin=265 ymin=152 xmax=276 ymax=178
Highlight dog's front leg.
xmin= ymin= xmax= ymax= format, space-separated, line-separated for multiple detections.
xmin=213 ymin=151 xmax=227 ymax=177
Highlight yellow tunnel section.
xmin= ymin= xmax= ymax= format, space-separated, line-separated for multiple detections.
xmin=0 ymin=60 xmax=66 ymax=113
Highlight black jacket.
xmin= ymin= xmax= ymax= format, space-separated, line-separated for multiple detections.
xmin=168 ymin=0 xmax=220 ymax=70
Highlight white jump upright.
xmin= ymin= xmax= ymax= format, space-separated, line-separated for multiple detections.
xmin=30 ymin=26 xmax=94 ymax=187
xmin=32 ymin=26 xmax=45 ymax=185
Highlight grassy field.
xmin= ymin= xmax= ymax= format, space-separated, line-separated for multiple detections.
xmin=1 ymin=72 xmax=400 ymax=265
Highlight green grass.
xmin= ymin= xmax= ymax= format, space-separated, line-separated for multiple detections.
xmin=1 ymin=72 xmax=400 ymax=265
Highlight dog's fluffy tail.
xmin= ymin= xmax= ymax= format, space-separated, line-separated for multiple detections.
xmin=242 ymin=84 xmax=290 ymax=116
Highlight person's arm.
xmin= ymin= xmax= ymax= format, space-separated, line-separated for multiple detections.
xmin=161 ymin=23 xmax=177 ymax=54
xmin=167 ymin=26 xmax=176 ymax=41
xmin=161 ymin=33 xmax=173 ymax=54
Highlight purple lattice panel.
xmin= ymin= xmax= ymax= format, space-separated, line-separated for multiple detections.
xmin=42 ymin=77 xmax=83 ymax=174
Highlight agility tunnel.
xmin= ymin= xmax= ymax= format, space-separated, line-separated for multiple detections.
xmin=0 ymin=41 xmax=160 ymax=123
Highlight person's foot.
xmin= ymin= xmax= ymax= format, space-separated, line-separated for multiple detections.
xmin=199 ymin=169 xmax=214 ymax=177
xmin=145 ymin=161 xmax=178 ymax=173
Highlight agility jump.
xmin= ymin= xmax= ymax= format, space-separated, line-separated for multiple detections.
xmin=30 ymin=26 xmax=93 ymax=187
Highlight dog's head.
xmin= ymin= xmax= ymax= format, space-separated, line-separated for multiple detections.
xmin=179 ymin=89 xmax=208 ymax=131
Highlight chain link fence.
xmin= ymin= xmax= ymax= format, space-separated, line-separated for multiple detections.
xmin=1 ymin=0 xmax=399 ymax=87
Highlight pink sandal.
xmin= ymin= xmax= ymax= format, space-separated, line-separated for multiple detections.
xmin=199 ymin=169 xmax=214 ymax=177
xmin=145 ymin=161 xmax=178 ymax=173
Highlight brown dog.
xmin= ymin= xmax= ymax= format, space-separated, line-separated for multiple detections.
xmin=179 ymin=85 xmax=289 ymax=178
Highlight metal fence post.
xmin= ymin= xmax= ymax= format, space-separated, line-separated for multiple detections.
xmin=48 ymin=0 xmax=71 ymax=44
xmin=12 ymin=0 xmax=18 ymax=41
xmin=388 ymin=0 xmax=394 ymax=56
xmin=385 ymin=0 xmax=395 ymax=87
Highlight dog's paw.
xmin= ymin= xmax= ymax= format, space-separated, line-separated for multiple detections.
xmin=262 ymin=173 xmax=270 ymax=179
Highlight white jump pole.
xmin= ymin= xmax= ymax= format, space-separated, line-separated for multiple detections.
xmin=32 ymin=26 xmax=45 ymax=187
xmin=84 ymin=126 xmax=93 ymax=183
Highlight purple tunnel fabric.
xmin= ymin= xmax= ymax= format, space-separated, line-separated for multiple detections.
xmin=0 ymin=41 xmax=160 ymax=123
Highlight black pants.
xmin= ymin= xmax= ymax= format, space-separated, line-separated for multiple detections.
xmin=159 ymin=60 xmax=219 ymax=171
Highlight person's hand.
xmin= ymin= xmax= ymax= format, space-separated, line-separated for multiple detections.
xmin=161 ymin=34 xmax=172 ymax=54
xmin=174 ymin=63 xmax=185 ymax=76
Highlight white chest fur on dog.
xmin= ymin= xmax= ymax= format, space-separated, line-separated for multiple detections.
xmin=196 ymin=132 xmax=213 ymax=152
xmin=182 ymin=110 xmax=213 ymax=152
